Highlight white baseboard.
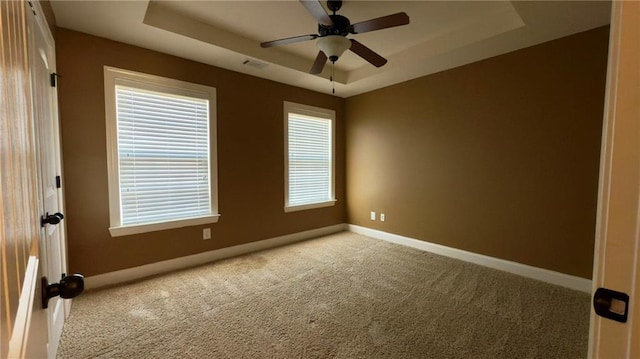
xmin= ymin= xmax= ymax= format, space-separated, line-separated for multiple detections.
xmin=86 ymin=222 xmax=591 ymax=293
xmin=85 ymin=223 xmax=348 ymax=290
xmin=348 ymin=225 xmax=592 ymax=293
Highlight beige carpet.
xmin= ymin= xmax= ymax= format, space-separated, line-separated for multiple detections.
xmin=57 ymin=232 xmax=590 ymax=358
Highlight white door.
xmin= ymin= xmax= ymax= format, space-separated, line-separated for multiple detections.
xmin=28 ymin=2 xmax=69 ymax=357
xmin=588 ymin=1 xmax=640 ymax=358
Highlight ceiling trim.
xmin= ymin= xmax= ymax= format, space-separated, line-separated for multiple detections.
xmin=143 ymin=0 xmax=348 ymax=84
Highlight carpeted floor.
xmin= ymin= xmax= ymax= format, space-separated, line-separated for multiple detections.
xmin=57 ymin=232 xmax=590 ymax=358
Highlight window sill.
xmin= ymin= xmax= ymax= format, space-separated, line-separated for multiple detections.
xmin=109 ymin=214 xmax=220 ymax=237
xmin=284 ymin=200 xmax=337 ymax=213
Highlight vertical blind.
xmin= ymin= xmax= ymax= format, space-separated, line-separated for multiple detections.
xmin=287 ymin=113 xmax=332 ymax=207
xmin=116 ymin=85 xmax=211 ymax=226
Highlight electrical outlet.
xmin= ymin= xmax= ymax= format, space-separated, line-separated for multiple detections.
xmin=203 ymin=228 xmax=211 ymax=240
xmin=370 ymin=211 xmax=376 ymax=221
xmin=380 ymin=213 xmax=385 ymax=222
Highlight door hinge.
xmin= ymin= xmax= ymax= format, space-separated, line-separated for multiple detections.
xmin=55 ymin=175 xmax=61 ymax=188
xmin=27 ymin=1 xmax=36 ymax=16
xmin=50 ymin=73 xmax=59 ymax=87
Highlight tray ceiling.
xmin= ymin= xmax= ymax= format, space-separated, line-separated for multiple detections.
xmin=50 ymin=1 xmax=611 ymax=97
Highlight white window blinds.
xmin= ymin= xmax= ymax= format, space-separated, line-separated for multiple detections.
xmin=116 ymin=85 xmax=211 ymax=226
xmin=287 ymin=112 xmax=332 ymax=207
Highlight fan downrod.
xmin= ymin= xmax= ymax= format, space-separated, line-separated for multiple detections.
xmin=326 ymin=0 xmax=342 ymax=14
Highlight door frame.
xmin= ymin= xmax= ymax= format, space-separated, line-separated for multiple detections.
xmin=588 ymin=1 xmax=640 ymax=358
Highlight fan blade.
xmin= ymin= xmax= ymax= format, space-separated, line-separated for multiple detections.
xmin=349 ymin=39 xmax=387 ymax=67
xmin=310 ymin=51 xmax=328 ymax=74
xmin=299 ymin=0 xmax=333 ymax=26
xmin=351 ymin=12 xmax=409 ymax=34
xmin=260 ymin=34 xmax=318 ymax=48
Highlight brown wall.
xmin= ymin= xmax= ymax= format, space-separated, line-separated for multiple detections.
xmin=345 ymin=26 xmax=609 ymax=279
xmin=58 ymin=25 xmax=608 ymax=279
xmin=56 ymin=29 xmax=345 ymax=277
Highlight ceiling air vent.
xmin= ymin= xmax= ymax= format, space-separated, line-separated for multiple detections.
xmin=242 ymin=59 xmax=268 ymax=70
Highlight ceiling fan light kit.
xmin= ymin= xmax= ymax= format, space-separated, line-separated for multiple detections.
xmin=260 ymin=0 xmax=410 ymax=77
xmin=317 ymin=35 xmax=351 ymax=63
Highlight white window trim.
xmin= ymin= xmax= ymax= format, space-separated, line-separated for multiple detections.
xmin=284 ymin=101 xmax=336 ymax=213
xmin=104 ymin=66 xmax=219 ymax=237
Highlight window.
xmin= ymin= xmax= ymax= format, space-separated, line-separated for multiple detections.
xmin=284 ymin=101 xmax=336 ymax=212
xmin=104 ymin=67 xmax=219 ymax=236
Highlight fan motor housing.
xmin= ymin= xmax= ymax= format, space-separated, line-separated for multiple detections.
xmin=318 ymin=15 xmax=352 ymax=37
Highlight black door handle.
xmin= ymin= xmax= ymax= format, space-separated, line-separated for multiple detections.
xmin=42 ymin=273 xmax=84 ymax=309
xmin=594 ymin=287 xmax=629 ymax=323
xmin=41 ymin=212 xmax=64 ymax=227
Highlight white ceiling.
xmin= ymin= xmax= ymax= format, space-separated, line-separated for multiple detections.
xmin=50 ymin=1 xmax=611 ymax=98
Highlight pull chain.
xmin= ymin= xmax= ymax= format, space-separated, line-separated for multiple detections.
xmin=331 ymin=62 xmax=335 ymax=94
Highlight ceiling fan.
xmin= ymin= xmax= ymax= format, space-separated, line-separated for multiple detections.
xmin=260 ymin=0 xmax=410 ymax=74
